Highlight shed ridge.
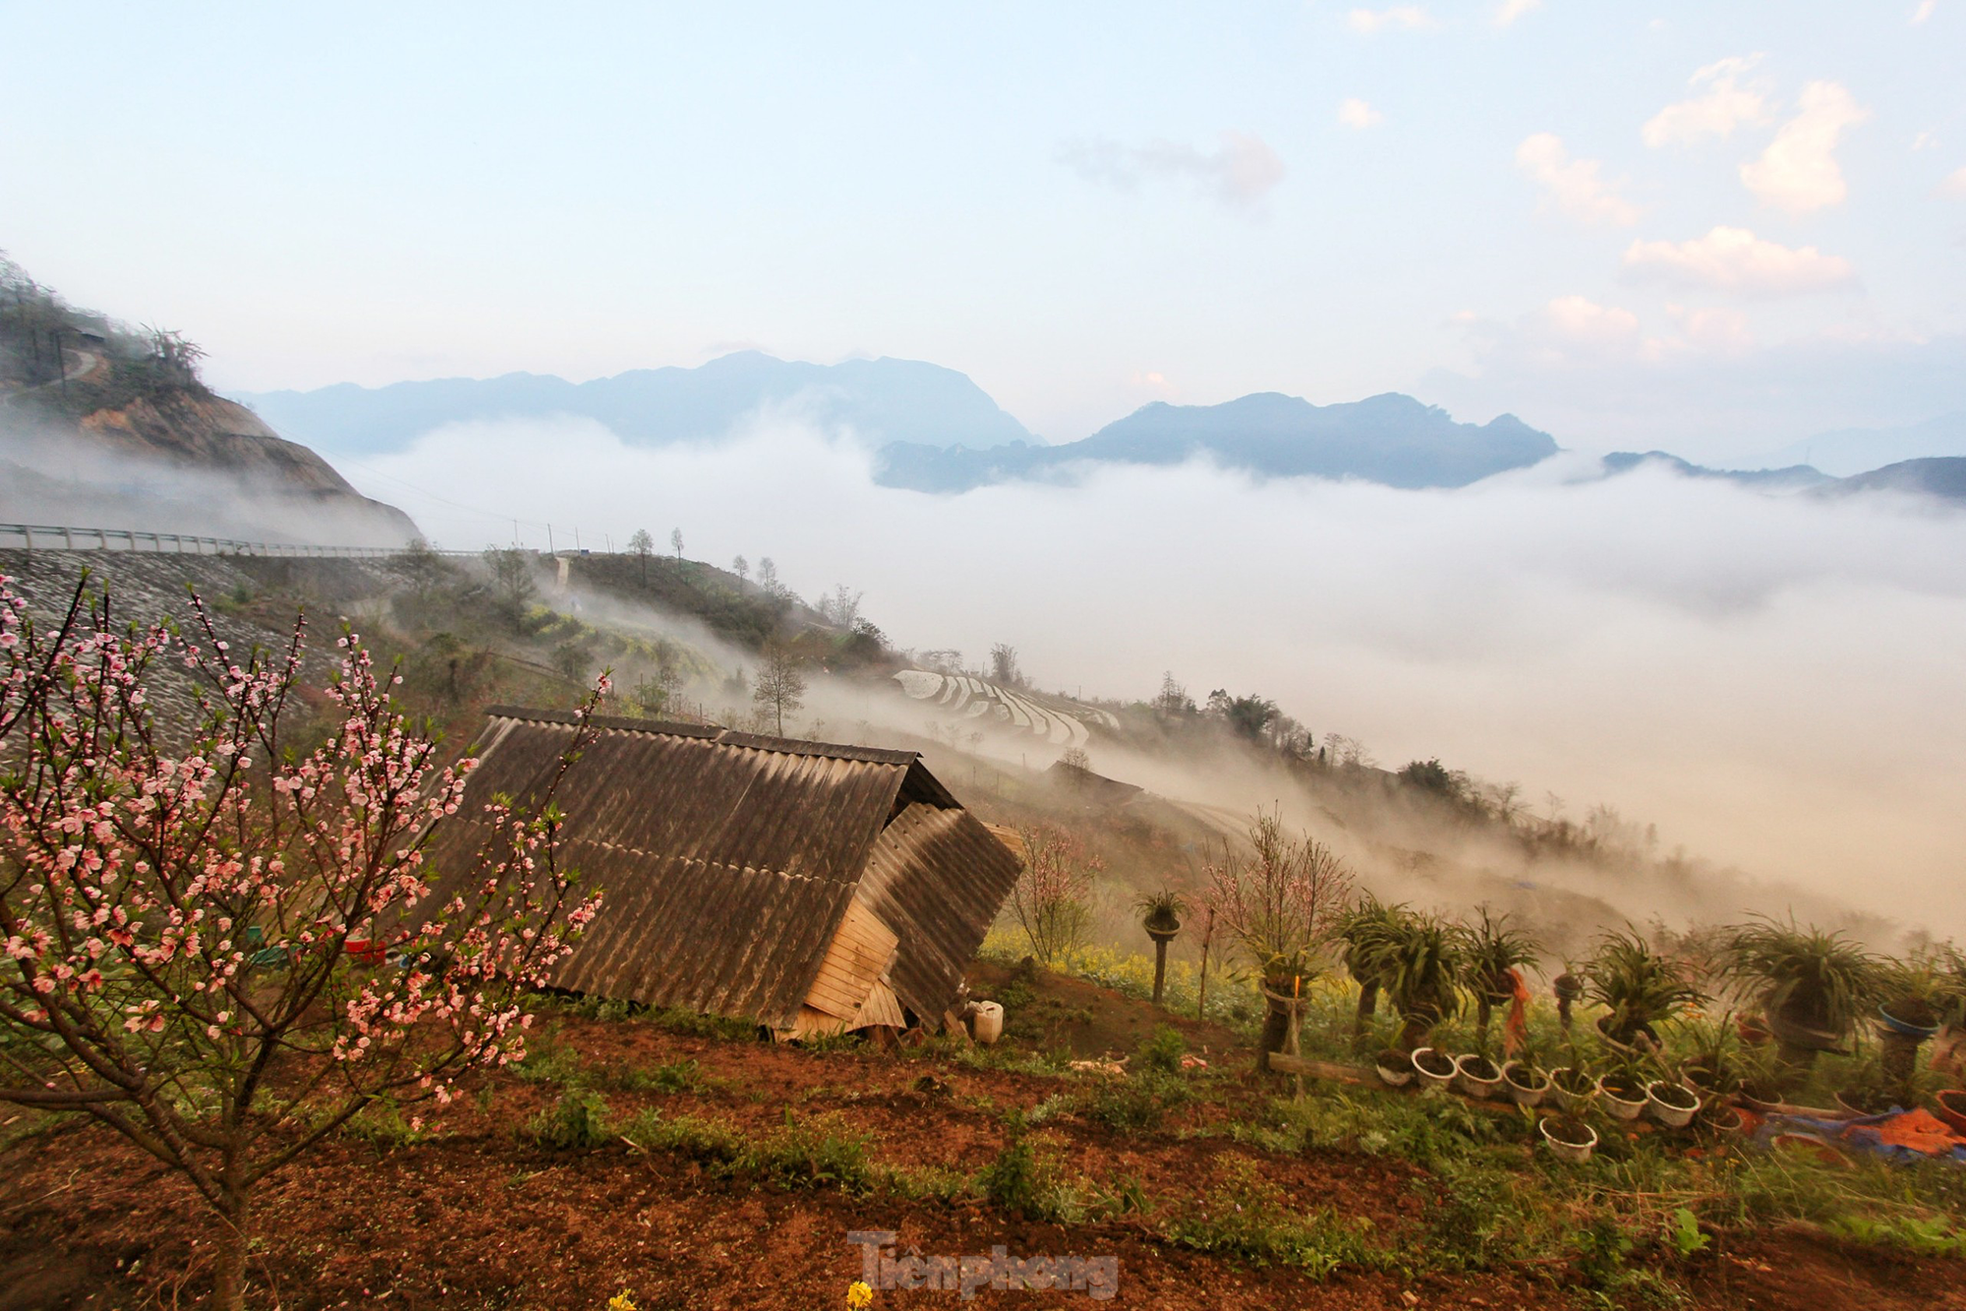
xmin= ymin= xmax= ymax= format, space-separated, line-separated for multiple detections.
xmin=482 ymin=705 xmax=922 ymax=767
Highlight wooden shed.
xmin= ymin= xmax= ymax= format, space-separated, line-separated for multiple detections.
xmin=427 ymin=707 xmax=1024 ymax=1039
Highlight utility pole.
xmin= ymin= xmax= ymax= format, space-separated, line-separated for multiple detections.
xmin=547 ymin=523 xmax=555 ymax=556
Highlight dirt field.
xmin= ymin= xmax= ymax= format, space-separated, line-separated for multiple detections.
xmin=4 ymin=969 xmax=1964 ymax=1310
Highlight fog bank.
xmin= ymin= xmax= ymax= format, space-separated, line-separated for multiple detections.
xmin=353 ymin=416 xmax=1966 ymax=936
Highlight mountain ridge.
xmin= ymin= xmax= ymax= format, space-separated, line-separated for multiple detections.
xmin=876 ymin=390 xmax=1560 ymax=491
xmin=233 ymin=351 xmax=1037 ymax=457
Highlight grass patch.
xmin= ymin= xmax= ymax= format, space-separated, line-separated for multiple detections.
xmin=1162 ymin=1157 xmax=1387 ymax=1278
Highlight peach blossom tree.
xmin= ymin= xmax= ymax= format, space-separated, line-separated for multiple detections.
xmin=0 ymin=574 xmax=602 ymax=1310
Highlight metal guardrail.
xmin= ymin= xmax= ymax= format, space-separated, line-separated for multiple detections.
xmin=0 ymin=523 xmax=474 ymax=559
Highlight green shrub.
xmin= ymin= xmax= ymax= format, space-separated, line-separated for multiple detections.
xmin=526 ymin=1088 xmax=613 ymax=1150
xmin=1136 ymin=1024 xmax=1188 ymax=1073
xmin=1078 ymin=1072 xmax=1189 ymax=1133
xmin=511 ymin=1042 xmax=586 ymax=1086
xmin=977 ymin=1114 xmax=1069 ymax=1221
xmin=753 ymin=1110 xmax=874 ymax=1192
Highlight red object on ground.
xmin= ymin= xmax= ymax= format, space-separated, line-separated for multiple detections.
xmin=1874 ymin=1107 xmax=1966 ymax=1156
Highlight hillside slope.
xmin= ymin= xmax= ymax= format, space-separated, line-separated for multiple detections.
xmin=0 ymin=256 xmax=417 ymax=546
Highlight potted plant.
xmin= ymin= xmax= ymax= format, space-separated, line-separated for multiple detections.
xmin=1701 ymin=1104 xmax=1747 ymax=1136
xmin=1666 ymin=1011 xmax=1744 ymax=1098
xmin=1876 ymin=951 xmax=1966 ymax=1085
xmin=1585 ymin=927 xmax=1703 ymax=1053
xmin=1596 ymin=1052 xmax=1651 ymax=1122
xmin=1934 ymin=1089 xmax=1966 ymax=1136
xmin=1723 ymin=917 xmax=1883 ymax=1076
xmin=1411 ymin=1047 xmax=1458 ymax=1087
xmin=1454 ymin=1052 xmax=1505 ymax=1100
xmin=1337 ymin=895 xmax=1409 ymax=1048
xmin=1375 ymin=1047 xmax=1417 ymax=1088
xmin=1381 ymin=914 xmax=1464 ymax=1051
xmin=1135 ymin=888 xmax=1187 ymax=1006
xmin=1549 ymin=1064 xmax=1596 ymax=1113
xmin=1645 ymin=1079 xmax=1701 ymax=1128
xmin=1462 ymin=906 xmax=1539 ymax=1055
xmin=1502 ymin=1060 xmax=1550 ymax=1107
xmin=1539 ymin=1115 xmax=1599 ymax=1164
xmin=1832 ymin=1060 xmax=1901 ymax=1118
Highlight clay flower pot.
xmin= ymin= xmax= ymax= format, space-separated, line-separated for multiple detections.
xmin=1539 ymin=1115 xmax=1599 ymax=1164
xmin=1645 ymin=1079 xmax=1701 ymax=1128
xmin=1411 ymin=1047 xmax=1457 ymax=1088
xmin=1597 ymin=1076 xmax=1646 ymax=1121
xmin=1932 ymin=1090 xmax=1966 ymax=1136
xmin=1375 ymin=1049 xmax=1416 ymax=1088
xmin=1502 ymin=1061 xmax=1550 ymax=1108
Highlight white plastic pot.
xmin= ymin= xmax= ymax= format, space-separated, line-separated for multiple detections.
xmin=1539 ymin=1116 xmax=1599 ymax=1163
xmin=1454 ymin=1054 xmax=1505 ymax=1100
xmin=1645 ymin=1080 xmax=1701 ymax=1128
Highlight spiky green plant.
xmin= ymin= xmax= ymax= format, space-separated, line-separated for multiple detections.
xmin=1381 ymin=913 xmax=1464 ymax=1049
xmin=1723 ymin=916 xmax=1883 ymax=1037
xmin=1880 ymin=948 xmax=1966 ymax=1029
xmin=1336 ymin=894 xmax=1410 ymax=1043
xmin=1134 ymin=888 xmax=1187 ymax=935
xmin=1461 ymin=906 xmax=1539 ymax=1053
xmin=1585 ymin=927 xmax=1703 ymax=1047
xmin=1134 ymin=888 xmax=1188 ymax=1005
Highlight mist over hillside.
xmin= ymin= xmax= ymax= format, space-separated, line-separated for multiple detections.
xmin=344 ymin=413 xmax=1966 ymax=939
xmin=0 ymin=256 xmax=417 ymax=546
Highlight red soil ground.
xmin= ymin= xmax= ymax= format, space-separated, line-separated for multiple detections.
xmin=4 ymin=973 xmax=1963 ymax=1310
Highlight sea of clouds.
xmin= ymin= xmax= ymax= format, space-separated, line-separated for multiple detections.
xmin=350 ymin=414 xmax=1966 ymax=937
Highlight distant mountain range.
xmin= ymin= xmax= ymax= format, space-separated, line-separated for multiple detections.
xmin=877 ymin=392 xmax=1559 ymax=491
xmin=231 ymin=349 xmax=1966 ymax=506
xmin=1743 ymin=412 xmax=1966 ymax=479
xmin=233 ymin=352 xmax=1035 ymax=457
xmin=1598 ymin=450 xmax=1966 ymax=504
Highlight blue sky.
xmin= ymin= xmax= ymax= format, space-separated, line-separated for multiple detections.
xmin=3 ymin=1 xmax=1962 ymax=457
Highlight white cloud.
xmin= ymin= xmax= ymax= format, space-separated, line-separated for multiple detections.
xmin=1671 ymin=305 xmax=1757 ymax=353
xmin=1621 ymin=226 xmax=1855 ymax=296
xmin=1348 ymin=6 xmax=1437 ymax=34
xmin=1642 ymin=55 xmax=1770 ymax=148
xmin=1540 ymin=295 xmax=1642 ymax=349
xmin=1057 ymin=132 xmax=1285 ymax=207
xmin=1514 ymin=133 xmax=1640 ymax=225
xmin=1495 ymin=0 xmax=1541 ymax=25
xmin=1939 ymin=166 xmax=1966 ymax=198
xmin=1740 ymin=81 xmax=1870 ymax=213
xmin=1338 ymin=98 xmax=1384 ymax=130
xmin=1911 ymin=0 xmax=1936 ymax=23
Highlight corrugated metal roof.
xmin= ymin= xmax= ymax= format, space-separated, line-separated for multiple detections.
xmin=425 ymin=709 xmax=1017 ymax=1029
xmin=856 ymin=802 xmax=1024 ymax=1022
